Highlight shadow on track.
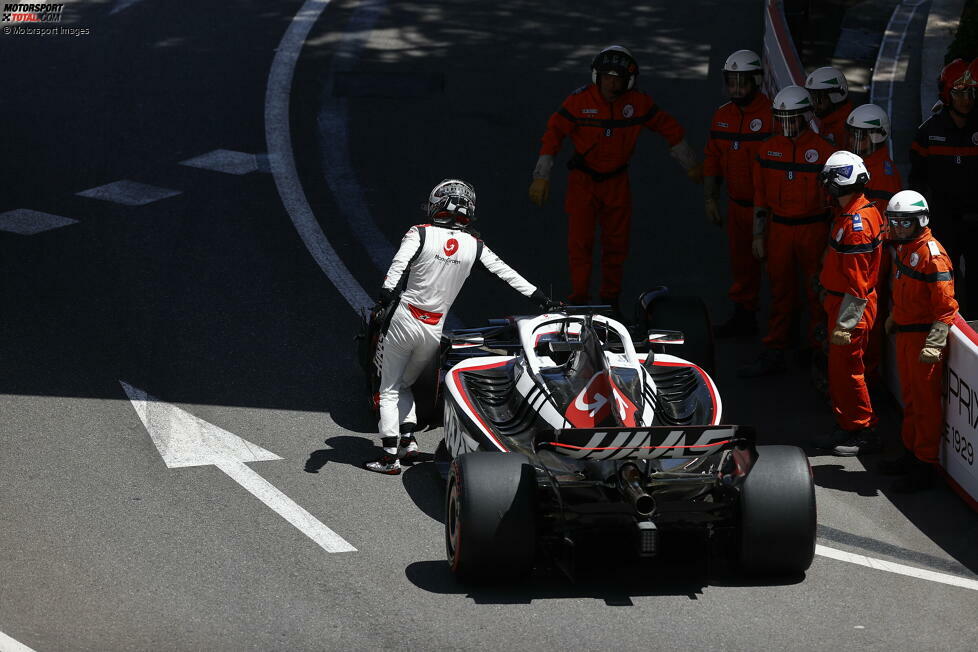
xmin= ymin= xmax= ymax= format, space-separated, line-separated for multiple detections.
xmin=405 ymin=552 xmax=805 ymax=605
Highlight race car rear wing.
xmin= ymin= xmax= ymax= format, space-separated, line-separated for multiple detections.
xmin=538 ymin=425 xmax=754 ymax=460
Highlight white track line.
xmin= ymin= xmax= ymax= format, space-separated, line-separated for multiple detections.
xmin=319 ymin=0 xmax=395 ymax=272
xmin=0 ymin=631 xmax=36 ymax=652
xmin=816 ymin=544 xmax=978 ymax=591
xmin=870 ymin=0 xmax=927 ymax=154
xmin=265 ymin=0 xmax=373 ymax=313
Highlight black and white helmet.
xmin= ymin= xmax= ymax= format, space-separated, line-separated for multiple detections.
xmin=591 ymin=45 xmax=639 ymax=90
xmin=426 ymin=179 xmax=476 ymax=226
xmin=819 ymin=150 xmax=870 ymax=197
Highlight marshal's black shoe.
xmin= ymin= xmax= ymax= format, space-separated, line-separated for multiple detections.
xmin=713 ymin=305 xmax=758 ymax=338
xmin=833 ymin=428 xmax=881 ymax=457
xmin=737 ymin=348 xmax=786 ymax=378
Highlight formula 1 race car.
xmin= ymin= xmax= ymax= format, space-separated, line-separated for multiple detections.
xmin=358 ymin=290 xmax=816 ymax=581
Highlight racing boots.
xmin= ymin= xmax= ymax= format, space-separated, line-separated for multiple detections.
xmin=365 ymin=437 xmax=402 ymax=475
xmin=713 ymin=304 xmax=758 ymax=338
xmin=398 ymin=434 xmax=420 ymax=464
xmin=737 ymin=348 xmax=786 ymax=378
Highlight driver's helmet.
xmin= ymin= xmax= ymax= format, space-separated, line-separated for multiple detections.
xmin=819 ymin=150 xmax=870 ymax=198
xmin=772 ymin=85 xmax=813 ymax=138
xmin=426 ymin=179 xmax=476 ymax=226
xmin=845 ymin=103 xmax=890 ymax=157
xmin=591 ymin=45 xmax=639 ymax=90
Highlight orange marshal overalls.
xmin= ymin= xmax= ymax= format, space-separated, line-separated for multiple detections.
xmin=891 ymin=229 xmax=958 ymax=463
xmin=819 ymin=194 xmax=883 ymax=431
xmin=753 ymin=129 xmax=836 ymax=348
xmin=817 ymin=100 xmax=853 ymax=148
xmin=539 ymin=84 xmax=685 ymax=301
xmin=704 ymin=92 xmax=772 ymax=311
xmin=861 ymin=146 xmax=904 ymax=381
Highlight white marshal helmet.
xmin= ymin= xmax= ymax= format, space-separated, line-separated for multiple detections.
xmin=723 ymin=49 xmax=763 ymax=99
xmin=772 ymin=85 xmax=813 ymax=137
xmin=804 ymin=66 xmax=849 ymax=103
xmin=819 ymin=150 xmax=870 ymax=197
xmin=886 ymin=190 xmax=930 ymax=227
xmin=845 ymin=103 xmax=890 ymax=156
xmin=426 ymin=178 xmax=476 ymax=226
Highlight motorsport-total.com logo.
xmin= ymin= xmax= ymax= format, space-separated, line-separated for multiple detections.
xmin=2 ymin=3 xmax=64 ymax=22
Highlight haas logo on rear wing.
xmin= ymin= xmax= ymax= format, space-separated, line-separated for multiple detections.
xmin=539 ymin=425 xmax=753 ymax=460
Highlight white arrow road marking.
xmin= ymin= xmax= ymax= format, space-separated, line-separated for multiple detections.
xmin=816 ymin=545 xmax=978 ymax=592
xmin=0 ymin=209 xmax=77 ymax=235
xmin=0 ymin=630 xmax=36 ymax=652
xmin=120 ymin=381 xmax=356 ymax=553
xmin=76 ymin=180 xmax=182 ymax=207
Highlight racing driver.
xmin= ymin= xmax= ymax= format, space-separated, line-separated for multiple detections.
xmin=367 ymin=179 xmax=557 ymax=474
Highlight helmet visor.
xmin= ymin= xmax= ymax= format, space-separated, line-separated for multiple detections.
xmin=808 ymin=89 xmax=834 ymax=116
xmin=723 ymin=71 xmax=757 ymax=99
xmin=774 ymin=111 xmax=808 ymax=138
xmin=847 ymin=126 xmax=883 ymax=157
xmin=887 ymin=217 xmax=917 ymax=229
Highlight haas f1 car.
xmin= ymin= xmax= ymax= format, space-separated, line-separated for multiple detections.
xmin=358 ymin=291 xmax=817 ymax=581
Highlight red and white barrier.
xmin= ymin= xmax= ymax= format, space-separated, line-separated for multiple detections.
xmin=762 ymin=0 xmax=978 ymax=508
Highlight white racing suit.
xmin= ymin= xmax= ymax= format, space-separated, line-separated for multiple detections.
xmin=379 ymin=223 xmax=537 ymax=440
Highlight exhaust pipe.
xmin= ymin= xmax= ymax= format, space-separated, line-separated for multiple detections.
xmin=619 ymin=463 xmax=656 ymax=516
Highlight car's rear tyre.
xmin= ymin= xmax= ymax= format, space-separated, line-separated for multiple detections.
xmin=739 ymin=445 xmax=816 ymax=575
xmin=641 ymin=294 xmax=716 ymax=374
xmin=445 ymin=452 xmax=536 ymax=582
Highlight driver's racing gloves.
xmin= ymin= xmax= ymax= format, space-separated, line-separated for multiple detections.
xmin=530 ymin=288 xmax=562 ymax=312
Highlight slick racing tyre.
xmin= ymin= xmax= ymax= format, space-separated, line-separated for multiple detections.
xmin=739 ymin=445 xmax=816 ymax=575
xmin=641 ymin=294 xmax=716 ymax=374
xmin=445 ymin=452 xmax=536 ymax=583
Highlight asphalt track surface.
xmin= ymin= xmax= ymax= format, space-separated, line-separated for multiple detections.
xmin=1 ymin=1 xmax=977 ymax=650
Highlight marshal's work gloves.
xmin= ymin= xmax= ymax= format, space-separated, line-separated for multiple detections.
xmin=704 ymin=176 xmax=721 ymax=226
xmin=830 ymin=328 xmax=852 ymax=346
xmin=751 ymin=207 xmax=767 ymax=260
xmin=920 ymin=346 xmax=943 ymax=364
xmin=529 ymin=179 xmax=550 ymax=206
xmin=884 ymin=314 xmax=895 ymax=335
xmin=920 ymin=321 xmax=950 ymax=364
xmin=669 ymin=140 xmax=703 ymax=184
xmin=529 ymin=154 xmax=554 ymax=206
